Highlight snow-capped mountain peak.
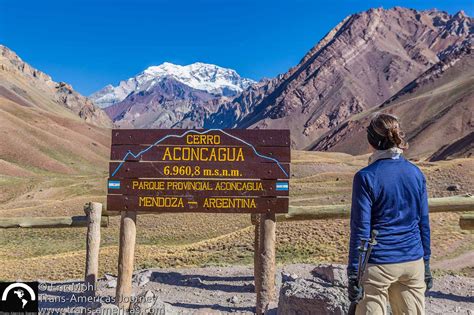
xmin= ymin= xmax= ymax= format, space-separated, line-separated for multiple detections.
xmin=90 ymin=62 xmax=255 ymax=108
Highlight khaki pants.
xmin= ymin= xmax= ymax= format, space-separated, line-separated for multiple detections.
xmin=356 ymin=258 xmax=425 ymax=315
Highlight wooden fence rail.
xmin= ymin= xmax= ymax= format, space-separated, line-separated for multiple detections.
xmin=0 ymin=215 xmax=109 ymax=228
xmin=1 ymin=195 xmax=471 ymax=228
xmin=276 ymin=195 xmax=474 ymax=222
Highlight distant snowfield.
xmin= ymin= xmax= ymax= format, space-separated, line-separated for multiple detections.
xmin=90 ymin=62 xmax=255 ymax=108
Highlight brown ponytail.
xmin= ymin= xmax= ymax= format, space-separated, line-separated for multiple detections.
xmin=367 ymin=113 xmax=408 ymax=150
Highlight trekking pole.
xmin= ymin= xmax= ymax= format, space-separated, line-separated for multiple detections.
xmin=348 ymin=230 xmax=378 ymax=315
xmin=356 ymin=239 xmax=368 ymax=289
xmin=361 ymin=230 xmax=378 ymax=280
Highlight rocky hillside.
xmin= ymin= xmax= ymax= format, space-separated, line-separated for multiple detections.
xmin=0 ymin=45 xmax=111 ymax=128
xmin=36 ymin=265 xmax=474 ymax=314
xmin=104 ymin=77 xmax=223 ymax=128
xmin=309 ymin=40 xmax=473 ymax=160
xmin=0 ymin=45 xmax=111 ymax=176
xmin=206 ymin=8 xmax=472 ymax=153
xmin=87 ymin=7 xmax=472 ymax=160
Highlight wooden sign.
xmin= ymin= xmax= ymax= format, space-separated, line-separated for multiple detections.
xmin=107 ymin=195 xmax=289 ymax=213
xmin=108 ymin=179 xmax=289 ymax=197
xmin=111 ymin=129 xmax=290 ymax=146
xmin=107 ymin=129 xmax=290 ymax=213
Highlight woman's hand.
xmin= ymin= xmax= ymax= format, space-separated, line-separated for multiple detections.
xmin=348 ymin=270 xmax=363 ymax=302
xmin=424 ymin=260 xmax=433 ymax=293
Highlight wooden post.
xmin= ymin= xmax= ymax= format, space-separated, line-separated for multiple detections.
xmin=84 ymin=202 xmax=102 ymax=296
xmin=460 ymin=213 xmax=474 ymax=230
xmin=252 ymin=214 xmax=262 ymax=295
xmin=116 ymin=211 xmax=137 ymax=310
xmin=256 ymin=213 xmax=276 ymax=315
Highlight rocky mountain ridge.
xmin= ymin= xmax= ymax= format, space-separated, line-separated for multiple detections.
xmin=85 ymin=7 xmax=472 ymax=160
xmin=0 ymin=45 xmax=111 ymax=176
xmin=0 ymin=45 xmax=111 ymax=128
xmin=309 ymin=39 xmax=473 ymax=160
xmin=104 ymin=77 xmax=223 ymax=129
xmin=205 ymin=7 xmax=472 ymax=153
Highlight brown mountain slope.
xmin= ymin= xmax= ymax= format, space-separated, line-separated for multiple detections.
xmin=105 ymin=77 xmax=222 ymax=128
xmin=0 ymin=45 xmax=111 ymax=177
xmin=309 ymin=41 xmax=473 ymax=160
xmin=206 ymin=8 xmax=472 ymax=150
xmin=429 ymin=132 xmax=473 ymax=161
xmin=0 ymin=45 xmax=111 ymax=128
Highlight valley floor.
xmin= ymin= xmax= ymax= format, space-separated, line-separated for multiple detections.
xmin=0 ymin=152 xmax=472 ymax=281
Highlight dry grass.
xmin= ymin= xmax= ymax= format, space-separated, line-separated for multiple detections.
xmin=1 ymin=212 xmax=470 ymax=281
xmin=0 ymin=151 xmax=472 ymax=281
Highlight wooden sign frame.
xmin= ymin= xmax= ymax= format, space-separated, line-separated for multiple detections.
xmin=108 ymin=129 xmax=290 ymax=313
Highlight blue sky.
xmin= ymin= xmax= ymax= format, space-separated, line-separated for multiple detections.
xmin=1 ymin=0 xmax=472 ymax=95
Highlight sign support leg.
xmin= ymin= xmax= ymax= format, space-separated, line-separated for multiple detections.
xmin=252 ymin=214 xmax=262 ymax=295
xmin=116 ymin=210 xmax=137 ymax=310
xmin=256 ymin=212 xmax=276 ymax=314
xmin=84 ymin=202 xmax=102 ymax=297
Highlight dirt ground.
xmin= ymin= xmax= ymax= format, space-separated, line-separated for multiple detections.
xmin=38 ymin=264 xmax=474 ymax=314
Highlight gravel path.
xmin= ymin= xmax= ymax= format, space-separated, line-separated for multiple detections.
xmin=433 ymin=251 xmax=474 ymax=272
xmin=37 ymin=264 xmax=473 ymax=314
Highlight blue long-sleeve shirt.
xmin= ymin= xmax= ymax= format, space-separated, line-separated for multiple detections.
xmin=348 ymin=156 xmax=431 ymax=272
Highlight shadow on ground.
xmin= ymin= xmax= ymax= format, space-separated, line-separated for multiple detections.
xmin=151 ymin=271 xmax=255 ymax=293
